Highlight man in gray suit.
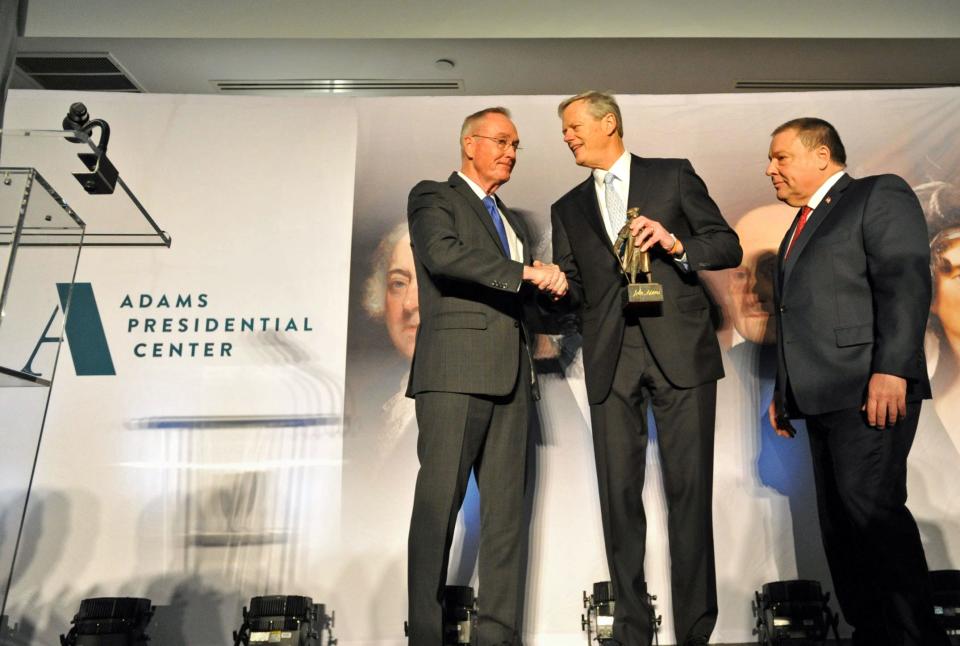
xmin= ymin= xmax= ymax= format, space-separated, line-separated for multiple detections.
xmin=405 ymin=107 xmax=566 ymax=646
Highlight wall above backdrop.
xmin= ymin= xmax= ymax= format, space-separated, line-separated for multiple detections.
xmin=7 ymin=0 xmax=960 ymax=97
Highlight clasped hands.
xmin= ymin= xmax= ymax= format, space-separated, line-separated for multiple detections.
xmin=523 ymin=260 xmax=568 ymax=299
xmin=629 ymin=215 xmax=683 ymax=256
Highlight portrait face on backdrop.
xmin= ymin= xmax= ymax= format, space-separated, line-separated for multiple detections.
xmin=362 ymin=223 xmax=420 ymax=361
xmin=920 ymin=181 xmax=960 ymax=432
xmin=729 ymin=204 xmax=797 ymax=345
xmin=933 ymin=231 xmax=960 ymax=344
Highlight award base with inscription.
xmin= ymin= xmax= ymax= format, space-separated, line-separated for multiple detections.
xmin=627 ymin=282 xmax=664 ymax=303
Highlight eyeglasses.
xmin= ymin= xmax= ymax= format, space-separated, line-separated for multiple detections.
xmin=471 ymin=134 xmax=522 ymax=152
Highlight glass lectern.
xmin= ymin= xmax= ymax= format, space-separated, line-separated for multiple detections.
xmin=0 ymin=128 xmax=169 ymax=625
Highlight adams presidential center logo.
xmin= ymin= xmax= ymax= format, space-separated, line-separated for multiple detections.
xmin=25 ymin=284 xmax=314 ymax=378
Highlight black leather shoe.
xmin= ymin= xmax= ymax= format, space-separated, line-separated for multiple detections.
xmin=684 ymin=637 xmax=709 ymax=646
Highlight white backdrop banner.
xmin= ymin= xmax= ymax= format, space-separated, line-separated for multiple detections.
xmin=2 ymin=90 xmax=356 ymax=644
xmin=1 ymin=87 xmax=958 ymax=646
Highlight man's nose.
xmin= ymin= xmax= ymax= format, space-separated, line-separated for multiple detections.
xmin=403 ymin=289 xmax=419 ymax=313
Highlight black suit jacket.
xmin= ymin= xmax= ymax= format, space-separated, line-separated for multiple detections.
xmin=774 ymin=173 xmax=932 ymax=417
xmin=551 ymin=155 xmax=741 ymax=403
xmin=406 ymin=172 xmax=536 ymax=398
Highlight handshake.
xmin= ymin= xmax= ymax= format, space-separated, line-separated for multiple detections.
xmin=523 ymin=260 xmax=568 ymax=299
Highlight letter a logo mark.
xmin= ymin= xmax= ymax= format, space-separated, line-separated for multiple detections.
xmin=22 ymin=283 xmax=116 ymax=377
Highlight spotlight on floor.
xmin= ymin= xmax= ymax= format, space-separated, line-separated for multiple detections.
xmin=443 ymin=585 xmax=476 ymax=645
xmin=232 ymin=595 xmax=335 ymax=646
xmin=59 ymin=597 xmax=154 ymax=646
xmin=753 ymin=580 xmax=840 ymax=645
xmin=932 ymin=570 xmax=960 ymax=645
xmin=581 ymin=581 xmax=660 ymax=645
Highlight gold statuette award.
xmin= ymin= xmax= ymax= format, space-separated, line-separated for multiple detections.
xmin=614 ymin=207 xmax=664 ymax=305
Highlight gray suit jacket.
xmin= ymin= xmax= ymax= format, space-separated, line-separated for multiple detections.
xmin=406 ymin=172 xmax=536 ymax=398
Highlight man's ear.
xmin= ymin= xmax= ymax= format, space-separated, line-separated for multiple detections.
xmin=816 ymin=144 xmax=832 ymax=170
xmin=462 ymin=136 xmax=475 ymax=160
xmin=602 ymin=112 xmax=618 ymax=137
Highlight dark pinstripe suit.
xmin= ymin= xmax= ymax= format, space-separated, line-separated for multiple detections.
xmin=406 ymin=172 xmax=538 ymax=646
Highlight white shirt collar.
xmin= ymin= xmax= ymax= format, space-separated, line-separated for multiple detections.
xmin=807 ymin=170 xmax=846 ymax=211
xmin=592 ymin=150 xmax=632 ymax=189
xmin=457 ymin=171 xmax=495 ymax=201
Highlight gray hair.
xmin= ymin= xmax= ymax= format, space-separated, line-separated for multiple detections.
xmin=362 ymin=222 xmax=409 ymax=318
xmin=558 ymin=91 xmax=624 ymax=137
xmin=460 ymin=106 xmax=513 ymax=151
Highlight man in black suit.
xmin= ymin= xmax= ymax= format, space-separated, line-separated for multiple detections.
xmin=405 ymin=107 xmax=566 ymax=646
xmin=766 ymin=118 xmax=949 ymax=646
xmin=551 ymin=91 xmax=741 ymax=646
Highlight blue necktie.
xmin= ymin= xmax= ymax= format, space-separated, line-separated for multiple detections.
xmin=482 ymin=195 xmax=511 ymax=256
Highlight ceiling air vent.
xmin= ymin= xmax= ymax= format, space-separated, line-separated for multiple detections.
xmin=212 ymin=78 xmax=464 ymax=95
xmin=736 ymin=80 xmax=958 ymax=91
xmin=15 ymin=53 xmax=142 ymax=92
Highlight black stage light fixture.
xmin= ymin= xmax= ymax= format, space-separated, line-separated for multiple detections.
xmin=752 ymin=580 xmax=840 ymax=645
xmin=581 ymin=581 xmax=660 ymax=646
xmin=61 ymin=101 xmax=118 ymax=195
xmin=232 ymin=595 xmax=335 ymax=646
xmin=59 ymin=597 xmax=154 ymax=646
xmin=443 ymin=585 xmax=476 ymax=645
xmin=403 ymin=585 xmax=476 ymax=645
xmin=931 ymin=570 xmax=960 ymax=645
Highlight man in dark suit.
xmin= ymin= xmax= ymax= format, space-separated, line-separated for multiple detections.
xmin=766 ymin=117 xmax=949 ymax=646
xmin=405 ymin=106 xmax=566 ymax=646
xmin=551 ymin=91 xmax=741 ymax=646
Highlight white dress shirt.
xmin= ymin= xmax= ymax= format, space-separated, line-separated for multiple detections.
xmin=593 ymin=150 xmax=633 ymax=244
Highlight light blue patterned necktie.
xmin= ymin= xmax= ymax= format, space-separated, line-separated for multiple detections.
xmin=604 ymin=171 xmax=626 ymax=239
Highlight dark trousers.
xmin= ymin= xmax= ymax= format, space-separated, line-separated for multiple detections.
xmin=806 ymin=402 xmax=950 ymax=646
xmin=407 ymin=359 xmax=532 ymax=646
xmin=589 ymin=324 xmax=718 ymax=646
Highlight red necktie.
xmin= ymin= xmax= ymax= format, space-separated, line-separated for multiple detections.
xmin=784 ymin=206 xmax=813 ymax=259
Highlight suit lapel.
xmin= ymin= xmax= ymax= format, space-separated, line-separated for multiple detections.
xmin=573 ymin=156 xmax=651 ymax=261
xmin=781 ymin=173 xmax=852 ymax=287
xmin=449 ymin=172 xmax=508 ymax=257
xmin=626 ymin=155 xmax=654 ymax=214
xmin=579 ymin=177 xmax=609 ymax=245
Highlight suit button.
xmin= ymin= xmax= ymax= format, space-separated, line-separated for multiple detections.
xmin=514 ymin=321 xmax=519 ymax=328
xmin=780 ymin=305 xmax=787 ymax=313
